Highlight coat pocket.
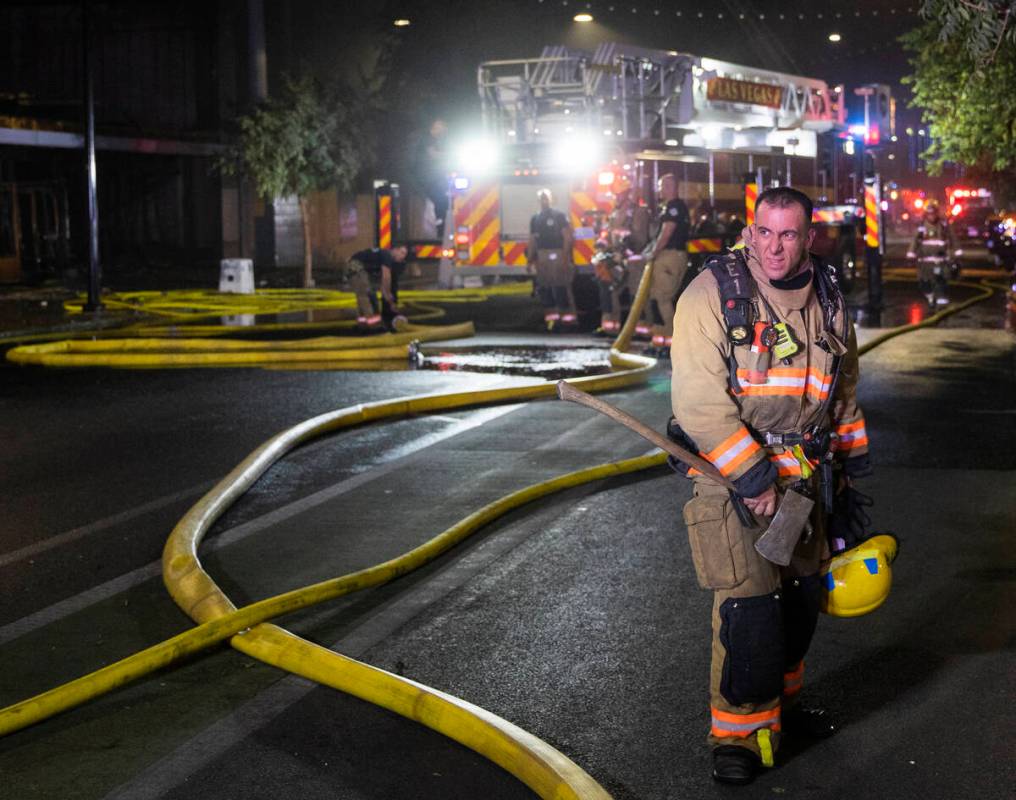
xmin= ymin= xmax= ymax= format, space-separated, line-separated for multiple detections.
xmin=682 ymin=492 xmax=747 ymax=589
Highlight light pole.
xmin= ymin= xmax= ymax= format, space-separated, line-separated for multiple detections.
xmin=82 ymin=0 xmax=102 ymax=312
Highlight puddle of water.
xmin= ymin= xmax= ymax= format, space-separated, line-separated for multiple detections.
xmin=417 ymin=345 xmax=613 ymax=380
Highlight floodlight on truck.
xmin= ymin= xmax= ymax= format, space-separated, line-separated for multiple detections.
xmin=550 ymin=135 xmax=603 ymax=173
xmin=454 ymin=139 xmax=500 ymax=176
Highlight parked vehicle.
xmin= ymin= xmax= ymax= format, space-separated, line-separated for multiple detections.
xmin=986 ymin=214 xmax=1016 ymax=269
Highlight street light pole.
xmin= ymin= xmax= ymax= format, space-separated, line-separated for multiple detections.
xmin=82 ymin=0 xmax=102 ymax=311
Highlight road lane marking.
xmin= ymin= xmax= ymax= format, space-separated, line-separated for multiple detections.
xmin=0 ymin=404 xmax=523 ymax=646
xmin=0 ymin=484 xmax=214 ymax=568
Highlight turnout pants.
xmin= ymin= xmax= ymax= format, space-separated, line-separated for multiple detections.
xmin=650 ymin=249 xmax=689 ymax=342
xmin=682 ymin=479 xmax=826 ymax=765
xmin=597 ymin=280 xmax=620 ymax=331
xmin=347 ymin=261 xmax=382 ymax=327
xmin=535 ymin=248 xmax=576 ymax=323
xmin=917 ymin=256 xmax=948 ymax=298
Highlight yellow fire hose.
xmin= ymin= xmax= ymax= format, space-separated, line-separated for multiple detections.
xmin=0 ymin=283 xmax=531 ymax=348
xmin=0 ymin=267 xmax=1001 ymax=799
xmin=5 ymin=281 xmax=540 ymax=366
xmin=5 ymin=322 xmax=475 ymax=368
xmin=0 ymin=263 xmax=660 ymax=797
xmin=857 ymin=278 xmax=997 ymax=356
xmin=60 ymin=284 xmax=532 ymax=321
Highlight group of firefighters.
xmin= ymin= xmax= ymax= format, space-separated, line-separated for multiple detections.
xmin=528 ymin=173 xmax=718 ymax=357
xmin=342 ymin=184 xmax=964 ymax=343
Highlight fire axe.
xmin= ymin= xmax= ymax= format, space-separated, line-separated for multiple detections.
xmin=556 ymin=381 xmax=814 ymax=566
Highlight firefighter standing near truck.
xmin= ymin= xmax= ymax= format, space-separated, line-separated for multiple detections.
xmin=528 ymin=189 xmax=577 ymax=331
xmin=647 ymin=173 xmax=691 ymax=356
xmin=670 ymin=187 xmax=872 ymax=785
xmin=907 ymin=201 xmax=957 ymax=307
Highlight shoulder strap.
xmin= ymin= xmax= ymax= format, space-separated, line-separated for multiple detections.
xmin=705 ymin=250 xmax=755 ymax=347
xmin=812 ymin=256 xmax=844 ymax=335
xmin=705 ymin=250 xmax=755 ymax=394
xmin=811 ymin=255 xmax=850 ymax=425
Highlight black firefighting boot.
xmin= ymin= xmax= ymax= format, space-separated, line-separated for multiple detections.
xmin=782 ymin=705 xmax=838 ymax=739
xmin=712 ymin=746 xmax=761 ymax=785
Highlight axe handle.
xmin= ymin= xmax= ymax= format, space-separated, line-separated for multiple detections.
xmin=555 ymin=381 xmax=737 ymax=493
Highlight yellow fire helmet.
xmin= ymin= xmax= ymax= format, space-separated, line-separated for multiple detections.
xmin=820 ymin=534 xmax=899 ymax=618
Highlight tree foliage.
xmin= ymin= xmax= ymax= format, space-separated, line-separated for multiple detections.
xmin=902 ymin=6 xmax=1016 ymax=179
xmin=220 ymin=71 xmax=385 ymax=285
xmin=221 ymin=72 xmax=372 ymax=201
xmin=920 ymin=0 xmax=1016 ymax=64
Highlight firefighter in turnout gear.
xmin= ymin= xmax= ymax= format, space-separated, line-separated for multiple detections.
xmin=907 ymin=201 xmax=957 ymax=307
xmin=346 ymin=245 xmax=409 ymax=332
xmin=670 ymin=187 xmax=871 ymax=785
xmin=647 ymin=173 xmax=690 ymax=356
xmin=528 ymin=189 xmax=576 ymax=331
xmin=609 ymin=187 xmax=652 ymax=339
xmin=592 ymin=238 xmax=626 ymax=336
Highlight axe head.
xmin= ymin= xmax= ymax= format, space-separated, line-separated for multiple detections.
xmin=753 ymin=489 xmax=815 ymax=566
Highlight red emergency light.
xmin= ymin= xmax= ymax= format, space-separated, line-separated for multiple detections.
xmin=454 ymin=232 xmax=471 ymax=245
xmin=947 ymin=186 xmax=990 ymax=204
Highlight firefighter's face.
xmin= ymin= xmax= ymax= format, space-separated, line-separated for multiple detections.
xmin=753 ymin=201 xmax=815 ymax=281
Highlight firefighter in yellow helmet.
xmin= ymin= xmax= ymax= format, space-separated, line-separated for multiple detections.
xmin=669 ymin=186 xmax=874 ymax=784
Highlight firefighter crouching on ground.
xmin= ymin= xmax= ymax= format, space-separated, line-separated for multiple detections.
xmin=346 ymin=244 xmax=409 ymax=332
xmin=647 ymin=173 xmax=691 ymax=356
xmin=906 ymin=201 xmax=957 ymax=308
xmin=670 ymin=187 xmax=871 ymax=785
xmin=609 ymin=185 xmax=652 ymax=339
xmin=528 ymin=189 xmax=577 ymax=331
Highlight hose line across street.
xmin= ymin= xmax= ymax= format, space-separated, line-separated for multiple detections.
xmin=0 ymin=268 xmax=1001 ymax=799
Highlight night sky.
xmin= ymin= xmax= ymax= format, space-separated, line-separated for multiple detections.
xmin=367 ymin=0 xmax=925 ymax=129
xmin=251 ymin=0 xmax=933 ymax=183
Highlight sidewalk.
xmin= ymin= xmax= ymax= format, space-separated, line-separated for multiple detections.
xmin=0 ymin=261 xmax=444 ymax=341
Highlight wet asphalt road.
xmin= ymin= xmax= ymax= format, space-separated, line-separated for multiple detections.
xmin=0 ymin=276 xmax=1014 ymax=800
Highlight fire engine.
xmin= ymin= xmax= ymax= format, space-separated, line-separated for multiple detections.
xmin=389 ymin=44 xmax=886 ymax=303
xmin=946 ymin=185 xmax=995 ymax=243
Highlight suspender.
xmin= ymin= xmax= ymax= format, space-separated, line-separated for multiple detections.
xmin=703 ymin=250 xmax=847 ymax=401
xmin=705 ymin=250 xmax=755 ymax=394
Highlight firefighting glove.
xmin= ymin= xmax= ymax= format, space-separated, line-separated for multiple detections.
xmin=828 ymin=486 xmax=873 ymax=553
